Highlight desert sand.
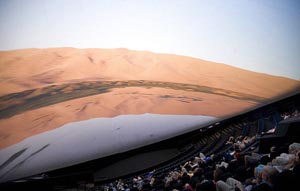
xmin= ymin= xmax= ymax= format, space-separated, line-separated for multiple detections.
xmin=0 ymin=87 xmax=259 ymax=149
xmin=0 ymin=48 xmax=299 ymax=97
xmin=0 ymin=48 xmax=299 ymax=149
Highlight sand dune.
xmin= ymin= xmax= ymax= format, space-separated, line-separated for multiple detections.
xmin=0 ymin=48 xmax=299 ymax=149
xmin=0 ymin=48 xmax=299 ymax=97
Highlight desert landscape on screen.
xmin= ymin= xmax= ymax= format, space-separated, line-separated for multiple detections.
xmin=0 ymin=47 xmax=299 ymax=149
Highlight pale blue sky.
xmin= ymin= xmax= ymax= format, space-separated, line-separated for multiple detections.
xmin=0 ymin=0 xmax=299 ymax=80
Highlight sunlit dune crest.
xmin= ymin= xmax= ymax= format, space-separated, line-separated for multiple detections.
xmin=0 ymin=48 xmax=299 ymax=97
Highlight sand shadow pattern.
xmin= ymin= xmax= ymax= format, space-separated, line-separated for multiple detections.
xmin=0 ymin=80 xmax=268 ymax=119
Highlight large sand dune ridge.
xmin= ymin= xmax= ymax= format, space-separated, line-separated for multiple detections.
xmin=0 ymin=48 xmax=298 ymax=97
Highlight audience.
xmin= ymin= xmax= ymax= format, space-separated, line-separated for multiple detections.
xmin=99 ymin=138 xmax=300 ymax=191
xmin=96 ymin=115 xmax=299 ymax=191
xmin=97 ymin=108 xmax=300 ymax=190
